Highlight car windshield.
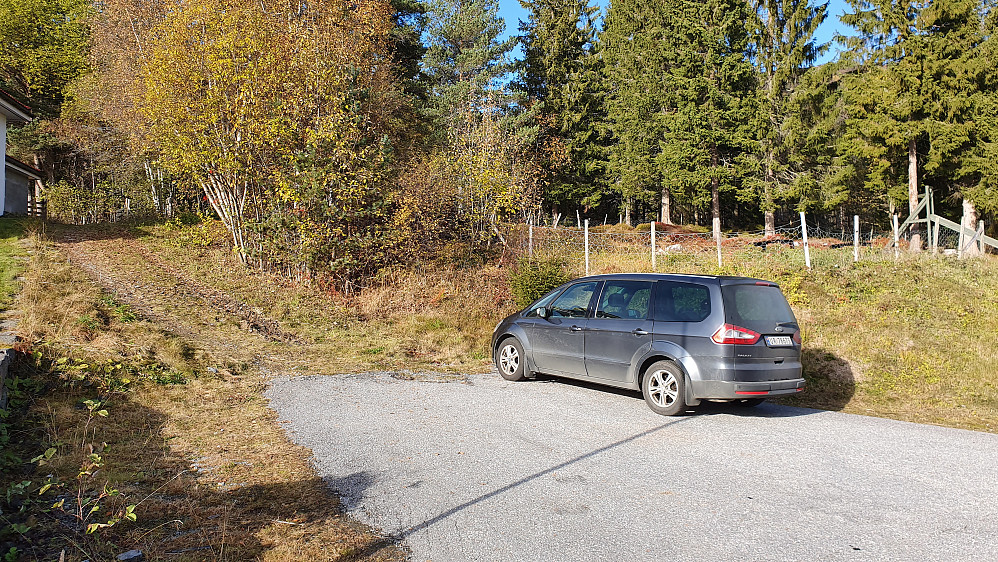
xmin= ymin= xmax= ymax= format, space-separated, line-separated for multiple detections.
xmin=720 ymin=284 xmax=796 ymax=333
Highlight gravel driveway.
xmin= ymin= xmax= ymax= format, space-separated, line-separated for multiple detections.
xmin=266 ymin=372 xmax=998 ymax=561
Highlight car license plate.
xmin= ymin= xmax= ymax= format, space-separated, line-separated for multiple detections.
xmin=765 ymin=336 xmax=793 ymax=347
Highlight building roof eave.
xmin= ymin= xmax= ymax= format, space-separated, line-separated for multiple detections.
xmin=0 ymin=89 xmax=33 ymax=123
xmin=5 ymin=155 xmax=42 ymax=180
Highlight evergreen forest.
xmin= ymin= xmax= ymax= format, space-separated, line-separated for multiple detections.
xmin=1 ymin=0 xmax=996 ymax=283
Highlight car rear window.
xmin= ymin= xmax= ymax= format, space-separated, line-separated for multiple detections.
xmin=655 ymin=281 xmax=711 ymax=322
xmin=720 ymin=284 xmax=796 ymax=332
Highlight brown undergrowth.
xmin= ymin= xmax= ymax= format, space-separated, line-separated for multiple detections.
xmin=1 ymin=225 xmax=404 ymax=561
xmin=5 ymin=216 xmax=996 ymax=561
xmin=49 ymin=218 xmax=998 ymax=433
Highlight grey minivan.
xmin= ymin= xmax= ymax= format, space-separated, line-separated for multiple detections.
xmin=491 ymin=273 xmax=804 ymax=416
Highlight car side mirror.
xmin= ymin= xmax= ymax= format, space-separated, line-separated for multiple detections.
xmin=536 ymin=307 xmax=549 ymax=319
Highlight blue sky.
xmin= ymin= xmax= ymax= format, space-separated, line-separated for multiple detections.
xmin=495 ymin=0 xmax=853 ymax=65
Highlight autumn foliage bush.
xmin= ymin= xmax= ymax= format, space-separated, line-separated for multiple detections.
xmin=84 ymin=0 xmax=407 ymax=285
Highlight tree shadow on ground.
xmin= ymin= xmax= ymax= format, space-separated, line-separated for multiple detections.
xmin=42 ymin=220 xmax=151 ymax=244
xmin=1 ymin=357 xmax=401 ymax=562
xmin=529 ymin=345 xmax=856 ymax=417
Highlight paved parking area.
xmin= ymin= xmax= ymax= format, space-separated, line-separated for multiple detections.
xmin=266 ymin=372 xmax=998 ymax=561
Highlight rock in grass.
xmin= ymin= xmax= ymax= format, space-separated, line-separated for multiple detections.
xmin=116 ymin=550 xmax=144 ymax=561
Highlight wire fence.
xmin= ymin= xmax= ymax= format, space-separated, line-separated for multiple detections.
xmin=506 ymin=212 xmax=988 ymax=277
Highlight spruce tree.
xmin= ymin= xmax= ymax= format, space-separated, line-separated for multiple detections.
xmin=600 ymin=0 xmax=673 ymax=224
xmin=517 ymin=0 xmax=603 ymax=219
xmin=838 ymin=0 xmax=984 ymax=247
xmin=968 ymin=2 xmax=998 ymax=215
xmin=655 ymin=0 xmax=758 ymax=237
xmin=389 ymin=0 xmax=429 ymax=99
xmin=752 ymin=0 xmax=828 ymax=235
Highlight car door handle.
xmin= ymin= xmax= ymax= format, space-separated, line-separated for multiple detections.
xmin=632 ymin=328 xmax=649 ymax=336
xmin=570 ymin=325 xmax=584 ymax=332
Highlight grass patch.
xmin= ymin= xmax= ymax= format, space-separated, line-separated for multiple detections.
xmin=1 ymin=226 xmax=401 ymax=561
xmin=62 ymin=218 xmax=998 ymax=431
xmin=0 ymin=218 xmax=38 ymax=309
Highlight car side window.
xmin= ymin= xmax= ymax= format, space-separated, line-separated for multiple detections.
xmin=522 ymin=288 xmax=563 ymax=317
xmin=655 ymin=281 xmax=711 ymax=322
xmin=596 ymin=281 xmax=653 ymax=320
xmin=549 ymin=282 xmax=598 ymax=318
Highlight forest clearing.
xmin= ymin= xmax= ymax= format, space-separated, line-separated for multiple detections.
xmin=2 ymin=0 xmax=997 ymax=559
xmin=1 ymin=216 xmax=996 ymax=559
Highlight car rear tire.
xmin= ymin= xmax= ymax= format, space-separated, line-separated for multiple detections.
xmin=495 ymin=337 xmax=526 ymax=381
xmin=642 ymin=361 xmax=686 ymax=416
xmin=733 ymin=398 xmax=766 ymax=407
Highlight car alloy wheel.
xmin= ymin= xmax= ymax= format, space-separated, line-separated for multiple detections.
xmin=495 ymin=338 xmax=526 ymax=381
xmin=642 ymin=360 xmax=686 ymax=416
xmin=648 ymin=370 xmax=678 ymax=408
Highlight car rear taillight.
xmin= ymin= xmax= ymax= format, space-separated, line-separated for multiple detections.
xmin=792 ymin=330 xmax=802 ymax=344
xmin=711 ymin=324 xmax=761 ymax=345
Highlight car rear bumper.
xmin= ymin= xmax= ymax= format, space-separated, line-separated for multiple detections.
xmin=692 ymin=378 xmax=806 ymax=399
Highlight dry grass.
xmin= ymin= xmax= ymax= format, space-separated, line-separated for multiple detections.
xmin=6 ymin=216 xmax=996 ymax=561
xmin=2 ymin=223 xmax=403 ymax=561
xmin=64 ymin=218 xmax=998 ymax=433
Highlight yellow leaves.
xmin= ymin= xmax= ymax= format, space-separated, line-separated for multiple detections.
xmin=134 ymin=0 xmax=400 ymax=219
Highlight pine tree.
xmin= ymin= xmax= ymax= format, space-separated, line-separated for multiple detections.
xmin=421 ymin=0 xmax=517 ymax=136
xmin=517 ymin=0 xmax=602 ymax=219
xmin=752 ymin=0 xmax=828 ymax=235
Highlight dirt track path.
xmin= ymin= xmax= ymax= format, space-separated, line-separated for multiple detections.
xmin=52 ymin=227 xmax=297 ymax=373
xmin=29 ymin=225 xmax=405 ymax=560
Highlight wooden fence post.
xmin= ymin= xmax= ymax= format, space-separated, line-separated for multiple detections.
xmin=800 ymin=211 xmax=811 ymax=270
xmin=958 ymin=208 xmax=967 ymax=259
xmin=584 ymin=219 xmax=590 ymax=276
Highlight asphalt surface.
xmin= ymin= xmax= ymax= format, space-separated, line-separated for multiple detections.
xmin=265 ymin=372 xmax=998 ymax=561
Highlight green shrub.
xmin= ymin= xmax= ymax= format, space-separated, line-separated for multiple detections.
xmin=589 ymin=223 xmax=632 ymax=233
xmin=509 ymin=258 xmax=570 ymax=309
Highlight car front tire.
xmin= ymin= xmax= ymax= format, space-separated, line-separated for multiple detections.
xmin=495 ymin=337 xmax=526 ymax=381
xmin=642 ymin=361 xmax=686 ymax=416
